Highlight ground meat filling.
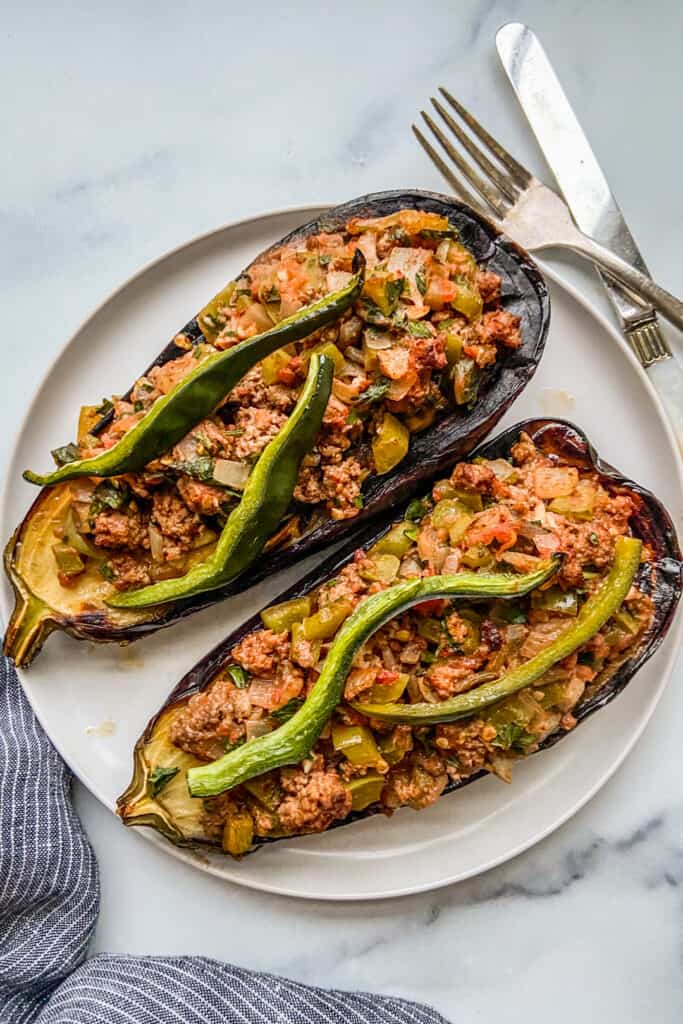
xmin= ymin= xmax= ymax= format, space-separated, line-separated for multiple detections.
xmin=277 ymin=758 xmax=353 ymax=834
xmin=163 ymin=435 xmax=654 ymax=848
xmin=59 ymin=210 xmax=523 ymax=591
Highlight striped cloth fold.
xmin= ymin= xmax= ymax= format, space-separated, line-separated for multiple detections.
xmin=0 ymin=657 xmax=448 ymax=1024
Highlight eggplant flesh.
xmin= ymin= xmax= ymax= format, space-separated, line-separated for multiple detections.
xmin=4 ymin=190 xmax=550 ymax=666
xmin=118 ymin=419 xmax=682 ymax=853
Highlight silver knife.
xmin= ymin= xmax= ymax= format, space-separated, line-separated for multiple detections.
xmin=496 ymin=22 xmax=683 ymax=453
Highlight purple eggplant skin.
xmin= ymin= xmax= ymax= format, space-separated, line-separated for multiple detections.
xmin=4 ymin=190 xmax=549 ymax=664
xmin=119 ymin=419 xmax=682 ymax=853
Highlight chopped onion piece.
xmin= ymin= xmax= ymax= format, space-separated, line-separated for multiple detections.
xmin=247 ymin=678 xmax=277 ymax=708
xmin=344 ymin=345 xmax=365 ymax=365
xmin=364 ymin=330 xmax=393 ymax=351
xmin=341 ymin=359 xmax=366 ymax=378
xmin=148 ymin=523 xmax=164 ymax=563
xmin=245 ymin=719 xmax=273 ymax=741
xmin=213 ymin=459 xmax=250 ymax=489
xmin=326 ymin=270 xmax=353 ymax=292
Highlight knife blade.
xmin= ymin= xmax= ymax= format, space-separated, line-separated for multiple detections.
xmin=496 ymin=21 xmax=683 ymax=453
xmin=495 ymin=23 xmax=669 ymax=343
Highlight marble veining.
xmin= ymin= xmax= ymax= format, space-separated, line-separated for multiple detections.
xmin=3 ymin=1 xmax=683 ymax=1021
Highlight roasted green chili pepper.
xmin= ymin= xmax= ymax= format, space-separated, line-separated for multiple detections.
xmin=354 ymin=536 xmax=642 ymax=724
xmin=23 ymin=254 xmax=364 ymax=487
xmin=186 ymin=557 xmax=559 ymax=797
xmin=108 ymin=353 xmax=334 ymax=608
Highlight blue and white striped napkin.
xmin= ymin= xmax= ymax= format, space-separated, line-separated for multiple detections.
xmin=0 ymin=656 xmax=448 ymax=1024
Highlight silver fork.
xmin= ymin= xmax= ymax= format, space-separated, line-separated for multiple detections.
xmin=414 ymin=88 xmax=683 ymax=334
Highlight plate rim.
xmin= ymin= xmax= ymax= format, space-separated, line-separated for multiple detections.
xmin=3 ymin=202 xmax=682 ymax=901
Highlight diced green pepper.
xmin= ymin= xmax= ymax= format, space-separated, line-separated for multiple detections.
xmin=260 ymin=596 xmax=312 ymax=633
xmin=531 ymin=586 xmax=578 ymax=616
xmin=453 ymin=358 xmax=480 ymax=406
xmin=450 ymin=488 xmax=483 ymax=512
xmin=290 ymin=621 xmax=321 ymax=663
xmin=612 ymin=607 xmax=639 ymax=634
xmin=548 ymin=480 xmax=596 ymax=521
xmin=344 ymin=772 xmax=385 ymax=811
xmin=363 ymin=273 xmax=404 ymax=315
xmin=431 ymin=498 xmax=469 ymax=529
xmin=222 ymin=810 xmax=254 ymax=856
xmin=444 ymin=332 xmax=464 ymax=365
xmin=302 ymin=599 xmax=353 ymax=642
xmin=260 ymin=349 xmax=291 ymax=384
xmin=52 ymin=543 xmax=86 ymax=578
xmin=539 ymin=679 xmax=572 ymax=710
xmin=243 ymin=775 xmax=282 ymax=809
xmin=64 ymin=508 xmax=99 ymax=558
xmin=417 ymin=618 xmax=442 ymax=643
xmin=302 ymin=340 xmax=345 ymax=375
xmin=359 ymin=553 xmax=400 ymax=584
xmin=365 ymin=673 xmax=409 ymax=704
xmin=449 ymin=512 xmax=473 ymax=544
xmin=461 ymin=544 xmax=495 ymax=570
xmin=77 ymin=406 xmax=100 ymax=445
xmin=372 ymin=413 xmax=410 ymax=475
xmin=452 ymin=282 xmax=483 ymax=321
xmin=372 ymin=523 xmax=416 ymax=558
xmin=332 ymin=723 xmax=386 ymax=768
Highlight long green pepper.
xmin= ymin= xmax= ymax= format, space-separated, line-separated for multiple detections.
xmin=186 ymin=558 xmax=560 ymax=797
xmin=354 ymin=535 xmax=642 ymax=723
xmin=108 ymin=352 xmax=334 ymax=608
xmin=24 ymin=253 xmax=364 ymax=487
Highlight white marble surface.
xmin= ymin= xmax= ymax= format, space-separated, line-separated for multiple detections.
xmin=2 ymin=1 xmax=682 ymax=1021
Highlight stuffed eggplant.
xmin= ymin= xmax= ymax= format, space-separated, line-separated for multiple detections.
xmin=4 ymin=190 xmax=550 ymax=666
xmin=118 ymin=420 xmax=682 ymax=856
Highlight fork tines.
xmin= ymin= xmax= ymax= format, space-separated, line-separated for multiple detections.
xmin=414 ymin=87 xmax=533 ymax=221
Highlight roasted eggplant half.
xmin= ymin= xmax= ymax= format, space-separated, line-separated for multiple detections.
xmin=118 ymin=420 xmax=682 ymax=856
xmin=4 ymin=190 xmax=549 ymax=666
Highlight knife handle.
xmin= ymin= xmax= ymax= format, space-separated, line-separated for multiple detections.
xmin=646 ymin=356 xmax=683 ymax=459
xmin=569 ymin=232 xmax=683 ymax=334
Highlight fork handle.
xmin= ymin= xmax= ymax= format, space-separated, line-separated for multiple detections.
xmin=568 ymin=233 xmax=683 ymax=333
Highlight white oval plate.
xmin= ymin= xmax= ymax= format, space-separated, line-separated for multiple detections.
xmin=2 ymin=206 xmax=682 ymax=901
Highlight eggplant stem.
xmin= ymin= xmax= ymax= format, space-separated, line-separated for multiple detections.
xmin=3 ymin=588 xmax=57 ymax=667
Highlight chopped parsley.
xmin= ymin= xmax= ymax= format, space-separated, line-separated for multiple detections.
xmin=415 ymin=270 xmax=427 ymax=296
xmin=133 ymin=400 xmax=144 ymax=413
xmin=405 ymin=498 xmax=428 ymax=523
xmin=166 ymin=456 xmax=216 ymax=483
xmin=89 ymin=480 xmax=129 ymax=519
xmin=359 ymin=297 xmax=387 ymax=324
xmin=405 ymin=320 xmax=432 ymax=338
xmin=353 ymin=495 xmax=364 ymax=509
xmin=149 ymin=765 xmax=179 ymax=796
xmin=492 ymin=723 xmax=537 ymax=753
xmin=99 ymin=562 xmax=116 ymax=582
xmin=226 ymin=664 xmax=249 ymax=688
xmin=588 ymin=531 xmax=599 ymax=546
xmin=419 ymin=223 xmax=459 ymax=240
xmin=263 ymin=285 xmax=280 ymax=304
xmin=271 ymin=698 xmax=305 ymax=722
xmin=51 ymin=443 xmax=81 ymax=467
xmin=95 ymin=397 xmax=114 ymax=417
xmin=356 ymin=377 xmax=390 ymax=404
xmin=385 ymin=277 xmax=405 ymax=309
